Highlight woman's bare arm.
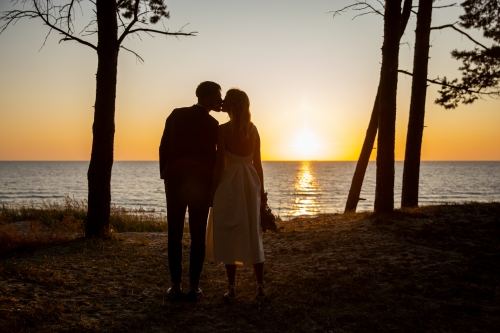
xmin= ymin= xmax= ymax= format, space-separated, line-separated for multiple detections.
xmin=252 ymin=128 xmax=265 ymax=202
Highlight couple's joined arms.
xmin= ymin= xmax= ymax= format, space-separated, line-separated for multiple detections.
xmin=209 ymin=126 xmax=226 ymax=206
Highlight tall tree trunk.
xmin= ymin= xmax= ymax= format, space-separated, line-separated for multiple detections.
xmin=401 ymin=0 xmax=433 ymax=207
xmin=344 ymin=0 xmax=412 ymax=213
xmin=344 ymin=87 xmax=380 ymax=212
xmin=374 ymin=0 xmax=402 ymax=213
xmin=86 ymin=0 xmax=118 ymax=237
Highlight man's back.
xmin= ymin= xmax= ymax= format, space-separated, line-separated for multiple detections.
xmin=159 ymin=105 xmax=219 ymax=190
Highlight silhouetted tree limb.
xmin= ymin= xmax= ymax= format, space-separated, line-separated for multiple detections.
xmin=1 ymin=0 xmax=196 ymax=56
xmin=120 ymin=45 xmax=144 ymax=63
xmin=433 ymin=3 xmax=458 ymax=9
xmin=435 ymin=48 xmax=500 ymax=108
xmin=401 ymin=0 xmax=413 ymax=34
xmin=431 ymin=23 xmax=488 ymax=49
xmin=0 ymin=1 xmax=97 ymax=50
xmin=460 ymin=0 xmax=500 ymax=43
xmin=433 ymin=0 xmax=500 ymax=109
xmin=399 ymin=68 xmax=499 ymax=95
xmin=328 ymin=0 xmax=385 ymax=20
xmin=62 ymin=0 xmax=78 ymax=34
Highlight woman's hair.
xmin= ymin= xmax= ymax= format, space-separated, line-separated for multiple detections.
xmin=225 ymin=88 xmax=252 ymax=139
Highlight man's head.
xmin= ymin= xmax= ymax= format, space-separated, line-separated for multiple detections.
xmin=196 ymin=81 xmax=222 ymax=112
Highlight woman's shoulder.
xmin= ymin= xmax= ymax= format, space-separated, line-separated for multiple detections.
xmin=250 ymin=122 xmax=259 ymax=135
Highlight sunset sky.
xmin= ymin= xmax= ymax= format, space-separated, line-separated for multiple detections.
xmin=0 ymin=0 xmax=499 ymax=161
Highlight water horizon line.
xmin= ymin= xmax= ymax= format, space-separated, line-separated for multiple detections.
xmin=1 ymin=159 xmax=500 ymax=163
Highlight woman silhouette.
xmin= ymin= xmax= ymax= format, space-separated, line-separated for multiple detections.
xmin=206 ymin=88 xmax=266 ymax=302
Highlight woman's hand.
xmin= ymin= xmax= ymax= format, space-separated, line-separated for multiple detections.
xmin=260 ymin=191 xmax=268 ymax=208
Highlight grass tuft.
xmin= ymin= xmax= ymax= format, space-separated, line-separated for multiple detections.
xmin=0 ymin=196 xmax=168 ymax=255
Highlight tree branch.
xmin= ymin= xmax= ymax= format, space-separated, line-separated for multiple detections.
xmin=63 ymin=0 xmax=76 ymax=34
xmin=120 ymin=45 xmax=144 ymax=63
xmin=39 ymin=26 xmax=53 ymax=51
xmin=79 ymin=18 xmax=97 ymax=35
xmin=431 ymin=23 xmax=488 ymax=49
xmin=329 ymin=1 xmax=384 ymax=20
xmin=124 ymin=28 xmax=197 ymax=39
xmin=117 ymin=0 xmax=140 ymax=46
xmin=400 ymin=0 xmax=412 ymax=39
xmin=1 ymin=2 xmax=97 ymax=51
xmin=433 ymin=3 xmax=457 ymax=9
xmin=398 ymin=69 xmax=497 ymax=95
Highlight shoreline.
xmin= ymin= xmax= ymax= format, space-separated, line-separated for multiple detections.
xmin=1 ymin=202 xmax=499 ymax=331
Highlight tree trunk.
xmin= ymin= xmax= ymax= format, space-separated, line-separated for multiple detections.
xmin=401 ymin=0 xmax=433 ymax=208
xmin=374 ymin=0 xmax=402 ymax=214
xmin=344 ymin=87 xmax=380 ymax=212
xmin=344 ymin=0 xmax=412 ymax=213
xmin=86 ymin=0 xmax=118 ymax=237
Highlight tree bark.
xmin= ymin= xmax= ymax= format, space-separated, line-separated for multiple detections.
xmin=86 ymin=0 xmax=119 ymax=237
xmin=344 ymin=0 xmax=413 ymax=213
xmin=401 ymin=0 xmax=433 ymax=208
xmin=374 ymin=0 xmax=402 ymax=214
xmin=344 ymin=87 xmax=380 ymax=212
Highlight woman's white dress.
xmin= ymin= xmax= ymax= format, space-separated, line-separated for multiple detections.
xmin=205 ymin=151 xmax=265 ymax=265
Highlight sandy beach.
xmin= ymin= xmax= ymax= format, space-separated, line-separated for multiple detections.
xmin=1 ymin=202 xmax=499 ymax=332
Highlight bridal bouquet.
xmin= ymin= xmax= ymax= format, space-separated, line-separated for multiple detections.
xmin=260 ymin=192 xmax=278 ymax=233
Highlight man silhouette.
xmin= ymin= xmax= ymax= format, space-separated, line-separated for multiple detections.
xmin=159 ymin=81 xmax=222 ymax=301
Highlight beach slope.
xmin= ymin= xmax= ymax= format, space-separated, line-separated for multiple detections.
xmin=1 ymin=202 xmax=499 ymax=332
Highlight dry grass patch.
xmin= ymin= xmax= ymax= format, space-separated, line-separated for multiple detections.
xmin=0 ymin=197 xmax=169 ymax=255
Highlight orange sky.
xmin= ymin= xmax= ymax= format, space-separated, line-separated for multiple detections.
xmin=0 ymin=0 xmax=499 ymax=161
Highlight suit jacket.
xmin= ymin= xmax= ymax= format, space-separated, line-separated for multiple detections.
xmin=159 ymin=105 xmax=219 ymax=198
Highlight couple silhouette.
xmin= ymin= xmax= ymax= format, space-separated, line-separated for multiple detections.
xmin=159 ymin=81 xmax=266 ymax=302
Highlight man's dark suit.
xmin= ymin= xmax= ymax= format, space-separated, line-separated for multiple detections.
xmin=159 ymin=104 xmax=219 ymax=286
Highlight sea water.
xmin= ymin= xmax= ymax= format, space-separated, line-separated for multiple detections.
xmin=1 ymin=161 xmax=499 ymax=219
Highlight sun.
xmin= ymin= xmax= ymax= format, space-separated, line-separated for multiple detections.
xmin=292 ymin=129 xmax=321 ymax=160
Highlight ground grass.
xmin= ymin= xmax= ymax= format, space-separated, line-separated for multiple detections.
xmin=0 ymin=197 xmax=168 ymax=255
xmin=1 ymin=202 xmax=499 ymax=332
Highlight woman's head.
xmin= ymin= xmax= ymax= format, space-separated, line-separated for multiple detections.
xmin=222 ymin=88 xmax=252 ymax=138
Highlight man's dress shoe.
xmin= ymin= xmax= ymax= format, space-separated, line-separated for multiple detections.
xmin=186 ymin=288 xmax=203 ymax=302
xmin=167 ymin=287 xmax=183 ymax=301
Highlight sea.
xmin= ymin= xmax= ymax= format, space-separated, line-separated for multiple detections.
xmin=1 ymin=161 xmax=499 ymax=219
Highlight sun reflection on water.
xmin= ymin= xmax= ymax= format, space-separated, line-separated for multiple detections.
xmin=291 ymin=161 xmax=321 ymax=216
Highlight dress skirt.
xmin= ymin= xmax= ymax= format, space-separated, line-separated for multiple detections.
xmin=206 ymin=151 xmax=265 ymax=265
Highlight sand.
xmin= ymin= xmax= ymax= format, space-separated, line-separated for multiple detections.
xmin=1 ymin=202 xmax=499 ymax=332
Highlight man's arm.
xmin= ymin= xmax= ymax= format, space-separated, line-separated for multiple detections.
xmin=159 ymin=114 xmax=172 ymax=179
xmin=209 ymin=125 xmax=225 ymax=206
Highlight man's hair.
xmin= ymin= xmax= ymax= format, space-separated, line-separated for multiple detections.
xmin=196 ymin=81 xmax=221 ymax=100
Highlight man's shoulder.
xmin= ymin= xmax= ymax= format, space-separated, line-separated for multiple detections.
xmin=171 ymin=106 xmax=192 ymax=114
xmin=208 ymin=114 xmax=219 ymax=126
xmin=168 ymin=105 xmax=218 ymax=126
xmin=167 ymin=106 xmax=195 ymax=120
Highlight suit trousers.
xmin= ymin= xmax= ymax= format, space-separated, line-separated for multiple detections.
xmin=165 ymin=181 xmax=209 ymax=286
